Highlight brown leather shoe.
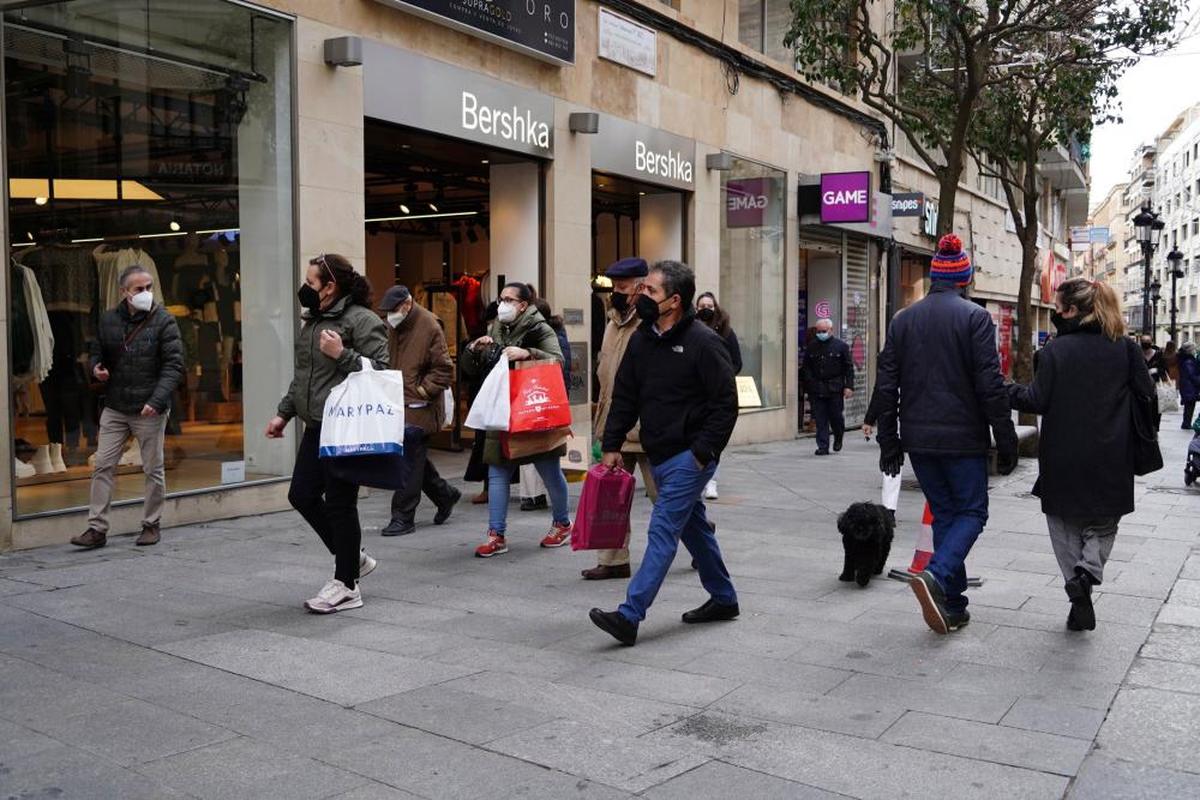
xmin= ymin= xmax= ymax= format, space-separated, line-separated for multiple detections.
xmin=471 ymin=490 xmax=489 ymax=505
xmin=136 ymin=524 xmax=160 ymax=546
xmin=581 ymin=563 xmax=631 ymax=581
xmin=70 ymin=529 xmax=107 ymax=550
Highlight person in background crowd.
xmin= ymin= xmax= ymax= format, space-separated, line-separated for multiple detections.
xmin=874 ymin=233 xmax=1018 ymax=634
xmin=266 ymin=253 xmax=389 ymax=613
xmin=584 ymin=257 xmax=658 ymax=581
xmin=1141 ymin=335 xmax=1167 ymax=431
xmin=463 ymin=300 xmax=499 ymax=505
xmin=72 ymin=265 xmax=184 ymax=550
xmin=803 ymin=318 xmax=855 ymax=456
xmin=518 ymin=295 xmax=573 ymax=512
xmin=590 ymin=260 xmax=739 ymax=646
xmin=1008 ymin=277 xmax=1153 ymax=632
xmin=1179 ymin=341 xmax=1200 ymax=429
xmin=461 ymin=282 xmax=571 ymax=558
xmin=695 ymin=291 xmax=741 ymax=500
xmin=377 ymin=285 xmax=460 ymax=536
xmin=1164 ymin=339 xmax=1180 ymax=384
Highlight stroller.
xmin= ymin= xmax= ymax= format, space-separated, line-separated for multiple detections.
xmin=1186 ymin=417 xmax=1200 ymax=486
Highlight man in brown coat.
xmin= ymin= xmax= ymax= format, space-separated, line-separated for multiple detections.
xmin=378 ymin=285 xmax=460 ymax=536
xmin=583 ymin=257 xmax=657 ymax=580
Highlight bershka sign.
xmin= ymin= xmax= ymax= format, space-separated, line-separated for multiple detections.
xmin=820 ymin=172 xmax=871 ymax=224
xmin=363 ymin=41 xmax=554 ymax=158
xmin=592 ymin=114 xmax=695 ymax=191
xmin=725 ymin=177 xmax=782 ymax=228
xmin=371 ymin=0 xmax=575 ymax=65
xmin=461 ymin=90 xmax=550 ymax=149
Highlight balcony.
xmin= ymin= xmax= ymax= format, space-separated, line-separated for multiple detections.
xmin=1039 ymin=140 xmax=1088 ymax=195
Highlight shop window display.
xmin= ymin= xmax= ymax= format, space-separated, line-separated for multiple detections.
xmin=720 ymin=158 xmax=786 ymax=408
xmin=6 ymin=0 xmax=294 ymax=516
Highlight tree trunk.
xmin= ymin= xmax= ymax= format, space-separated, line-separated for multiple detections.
xmin=936 ymin=167 xmax=960 ymax=238
xmin=1013 ymin=230 xmax=1039 ymax=386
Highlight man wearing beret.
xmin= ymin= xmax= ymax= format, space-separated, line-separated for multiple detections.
xmin=584 ymin=257 xmax=658 ymax=580
xmin=378 ymin=285 xmax=460 ymax=536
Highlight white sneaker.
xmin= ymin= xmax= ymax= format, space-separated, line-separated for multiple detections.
xmin=14 ymin=458 xmax=35 ymax=479
xmin=359 ymin=550 xmax=377 ymax=578
xmin=304 ymin=579 xmax=362 ymax=614
xmin=30 ymin=445 xmax=54 ymax=475
xmin=704 ymin=481 xmax=719 ymax=500
xmin=49 ymin=443 xmax=68 ymax=473
xmin=119 ymin=444 xmax=142 ymax=467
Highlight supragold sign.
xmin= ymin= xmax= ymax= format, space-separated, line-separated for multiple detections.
xmin=372 ymin=0 xmax=575 ymax=65
xmin=363 ymin=41 xmax=554 ymax=158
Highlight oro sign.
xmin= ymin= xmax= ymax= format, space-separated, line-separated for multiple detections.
xmin=820 ymin=171 xmax=872 ymax=224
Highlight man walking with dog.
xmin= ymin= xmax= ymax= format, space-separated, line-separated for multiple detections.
xmin=872 ymin=233 xmax=1018 ymax=634
xmin=589 ymin=260 xmax=739 ymax=646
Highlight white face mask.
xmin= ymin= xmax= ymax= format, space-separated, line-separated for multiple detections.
xmin=386 ymin=309 xmax=407 ymax=328
xmin=129 ymin=291 xmax=154 ymax=312
xmin=497 ymin=303 xmax=519 ymax=324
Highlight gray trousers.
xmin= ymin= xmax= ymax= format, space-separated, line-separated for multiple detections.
xmin=1045 ymin=515 xmax=1120 ymax=584
xmin=88 ymin=407 xmax=168 ymax=534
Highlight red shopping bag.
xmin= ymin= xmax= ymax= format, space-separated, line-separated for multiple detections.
xmin=570 ymin=464 xmax=636 ymax=551
xmin=509 ymin=360 xmax=571 ymax=433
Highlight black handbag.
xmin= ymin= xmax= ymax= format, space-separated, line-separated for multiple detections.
xmin=1126 ymin=339 xmax=1163 ymax=476
xmin=323 ymin=425 xmax=418 ymax=491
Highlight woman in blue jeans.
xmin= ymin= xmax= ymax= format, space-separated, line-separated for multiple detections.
xmin=460 ymin=282 xmax=570 ymax=557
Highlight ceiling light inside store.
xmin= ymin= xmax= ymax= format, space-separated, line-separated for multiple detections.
xmin=26 ymin=231 xmax=34 ymax=241
xmin=429 ymin=202 xmax=439 ymax=212
xmin=399 ymin=204 xmax=411 ymax=214
xmin=169 ymin=221 xmax=181 ymax=232
xmin=481 ymin=159 xmax=489 ymax=164
xmin=34 ymin=196 xmax=47 ymax=206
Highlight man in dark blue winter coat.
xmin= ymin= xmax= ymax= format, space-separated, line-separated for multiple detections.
xmin=873 ymin=234 xmax=1018 ymax=634
xmin=803 ymin=318 xmax=855 ymax=455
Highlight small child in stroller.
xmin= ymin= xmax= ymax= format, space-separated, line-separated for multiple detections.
xmin=1186 ymin=417 xmax=1200 ymax=486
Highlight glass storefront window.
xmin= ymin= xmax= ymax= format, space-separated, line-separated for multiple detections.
xmin=719 ymin=157 xmax=786 ymax=408
xmin=5 ymin=0 xmax=294 ymax=516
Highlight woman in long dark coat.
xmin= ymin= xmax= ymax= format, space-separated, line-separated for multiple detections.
xmin=1009 ymin=277 xmax=1156 ymax=632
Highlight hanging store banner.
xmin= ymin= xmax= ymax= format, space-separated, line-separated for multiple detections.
xmin=372 ymin=0 xmax=575 ymax=65
xmin=363 ymin=41 xmax=555 ymax=158
xmin=820 ymin=172 xmax=872 ymax=224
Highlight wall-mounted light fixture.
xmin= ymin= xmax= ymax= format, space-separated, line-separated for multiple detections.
xmin=569 ymin=112 xmax=600 ymax=134
xmin=706 ymin=152 xmax=734 ymax=172
xmin=323 ymin=36 xmax=363 ymax=68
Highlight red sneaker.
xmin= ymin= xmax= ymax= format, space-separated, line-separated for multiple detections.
xmin=540 ymin=522 xmax=571 ymax=548
xmin=475 ymin=531 xmax=508 ymax=558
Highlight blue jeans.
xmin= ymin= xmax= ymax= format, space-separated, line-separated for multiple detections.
xmin=811 ymin=394 xmax=844 ymax=451
xmin=908 ymin=453 xmax=989 ymax=613
xmin=619 ymin=450 xmax=737 ymax=623
xmin=488 ymin=456 xmax=569 ymax=534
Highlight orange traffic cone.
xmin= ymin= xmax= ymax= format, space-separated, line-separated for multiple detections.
xmin=909 ymin=501 xmax=935 ymax=573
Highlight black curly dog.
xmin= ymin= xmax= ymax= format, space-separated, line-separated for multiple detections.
xmin=837 ymin=502 xmax=895 ymax=587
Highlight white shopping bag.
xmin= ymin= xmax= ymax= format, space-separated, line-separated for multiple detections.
xmin=319 ymin=358 xmax=405 ymax=457
xmin=441 ymin=387 xmax=455 ymax=429
xmin=1157 ymin=381 xmax=1180 ymax=414
xmin=881 ymin=471 xmax=902 ymax=511
xmin=465 ymin=353 xmax=510 ymax=431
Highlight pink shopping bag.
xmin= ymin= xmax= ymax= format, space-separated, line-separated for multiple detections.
xmin=570 ymin=464 xmax=636 ymax=551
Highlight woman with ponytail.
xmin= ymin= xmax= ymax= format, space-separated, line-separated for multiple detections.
xmin=267 ymin=253 xmax=390 ymax=613
xmin=1008 ymin=277 xmax=1155 ymax=632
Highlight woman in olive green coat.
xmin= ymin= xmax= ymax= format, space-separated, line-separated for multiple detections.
xmin=267 ymin=253 xmax=389 ymax=613
xmin=460 ymin=282 xmax=571 ymax=558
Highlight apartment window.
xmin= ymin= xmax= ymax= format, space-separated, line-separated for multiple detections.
xmin=738 ymin=1 xmax=794 ymax=62
xmin=1192 ymin=219 xmax=1198 ymax=236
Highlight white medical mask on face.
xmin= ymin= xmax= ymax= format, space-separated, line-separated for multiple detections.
xmin=497 ymin=302 xmax=519 ymax=323
xmin=130 ymin=291 xmax=154 ymax=312
xmin=386 ymin=309 xmax=407 ymax=328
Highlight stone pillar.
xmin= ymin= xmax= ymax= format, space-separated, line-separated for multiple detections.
xmin=1 ymin=87 xmax=11 ymax=549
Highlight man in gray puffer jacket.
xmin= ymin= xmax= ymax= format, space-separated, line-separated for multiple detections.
xmin=72 ymin=265 xmax=184 ymax=549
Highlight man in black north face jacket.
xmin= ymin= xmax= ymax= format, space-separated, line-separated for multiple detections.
xmin=873 ymin=234 xmax=1017 ymax=635
xmin=73 ymin=265 xmax=184 ymax=550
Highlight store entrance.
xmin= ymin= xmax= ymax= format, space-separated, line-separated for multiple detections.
xmin=363 ymin=119 xmax=541 ymax=449
xmin=589 ymin=172 xmax=684 ymax=398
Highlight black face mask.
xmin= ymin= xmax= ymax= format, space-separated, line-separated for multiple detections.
xmin=1050 ymin=311 xmax=1064 ymax=330
xmin=636 ymin=294 xmax=664 ymax=323
xmin=610 ymin=292 xmax=631 ymax=314
xmin=697 ymin=307 xmax=716 ymax=323
xmin=1141 ymin=342 xmax=1154 ymax=352
xmin=297 ymin=283 xmax=322 ymax=313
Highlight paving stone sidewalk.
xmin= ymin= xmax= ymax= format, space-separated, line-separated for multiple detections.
xmin=2 ymin=419 xmax=1199 ymax=799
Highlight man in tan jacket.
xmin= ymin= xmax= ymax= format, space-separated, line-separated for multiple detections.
xmin=378 ymin=285 xmax=460 ymax=536
xmin=583 ymin=257 xmax=657 ymax=580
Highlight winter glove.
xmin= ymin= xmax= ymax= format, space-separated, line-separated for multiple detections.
xmin=995 ymin=432 xmax=1019 ymax=476
xmin=879 ymin=440 xmax=904 ymax=477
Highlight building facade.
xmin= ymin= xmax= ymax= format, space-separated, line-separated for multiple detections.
xmin=1149 ymin=104 xmax=1200 ymax=345
xmin=1 ymin=0 xmax=902 ymax=550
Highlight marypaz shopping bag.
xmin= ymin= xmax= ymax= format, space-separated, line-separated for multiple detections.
xmin=509 ymin=359 xmax=571 ymax=434
xmin=465 ymin=353 xmax=510 ymax=431
xmin=319 ymin=358 xmax=405 ymax=457
xmin=570 ymin=464 xmax=636 ymax=551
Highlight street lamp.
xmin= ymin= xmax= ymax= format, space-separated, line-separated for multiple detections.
xmin=1151 ymin=277 xmax=1163 ymax=338
xmin=1134 ymin=204 xmax=1166 ymax=337
xmin=1167 ymin=247 xmax=1185 ymax=343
